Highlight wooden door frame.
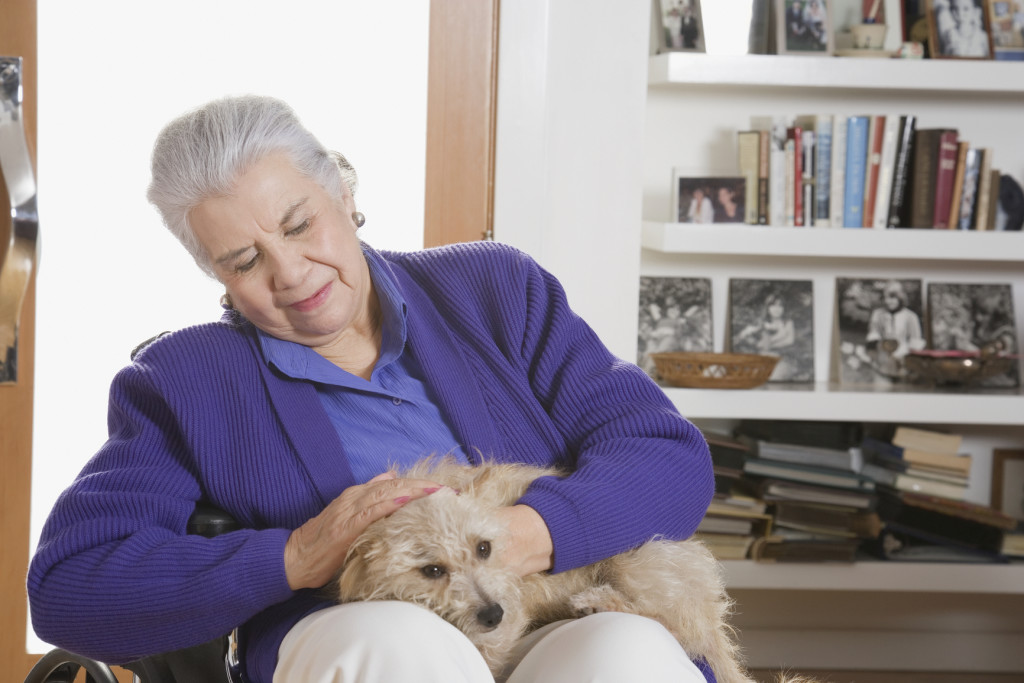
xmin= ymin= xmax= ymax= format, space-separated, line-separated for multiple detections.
xmin=5 ymin=0 xmax=496 ymax=677
xmin=424 ymin=0 xmax=500 ymax=246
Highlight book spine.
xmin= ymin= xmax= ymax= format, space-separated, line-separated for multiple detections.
xmin=886 ymin=115 xmax=916 ymax=228
xmin=789 ymin=127 xmax=803 ymax=226
xmin=973 ymin=148 xmax=993 ymax=231
xmin=861 ymin=115 xmax=884 ymax=228
xmin=830 ymin=114 xmax=847 ymax=228
xmin=814 ymin=116 xmax=832 ymax=226
xmin=770 ymin=119 xmax=789 ymax=227
xmin=757 ymin=130 xmax=770 ymax=225
xmin=802 ymin=129 xmax=815 ymax=228
xmin=871 ymin=115 xmax=900 ymax=229
xmin=957 ymin=147 xmax=981 ymax=230
xmin=843 ymin=116 xmax=869 ymax=228
xmin=909 ymin=129 xmax=941 ymax=228
xmin=784 ymin=136 xmax=796 ymax=226
xmin=986 ymin=169 xmax=1001 ymax=230
xmin=931 ymin=130 xmax=960 ymax=229
xmin=737 ymin=130 xmax=761 ymax=225
xmin=946 ymin=141 xmax=969 ymax=230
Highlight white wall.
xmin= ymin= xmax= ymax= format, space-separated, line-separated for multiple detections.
xmin=493 ymin=0 xmax=650 ymax=362
xmin=30 ymin=0 xmax=430 ymax=652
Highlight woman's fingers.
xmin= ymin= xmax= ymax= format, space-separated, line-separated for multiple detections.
xmin=283 ymin=475 xmax=445 ymax=590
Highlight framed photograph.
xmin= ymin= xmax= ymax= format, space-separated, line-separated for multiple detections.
xmin=986 ymin=0 xmax=1024 ymax=60
xmin=638 ymin=277 xmax=713 ymax=376
xmin=776 ymin=0 xmax=836 ymax=55
xmin=672 ymin=171 xmax=748 ymax=224
xmin=657 ymin=0 xmax=707 ymax=52
xmin=835 ymin=278 xmax=926 ymax=386
xmin=992 ymin=449 xmax=1024 ymax=522
xmin=927 ymin=282 xmax=1019 ymax=386
xmin=927 ymin=0 xmax=995 ymax=59
xmin=729 ymin=279 xmax=815 ymax=382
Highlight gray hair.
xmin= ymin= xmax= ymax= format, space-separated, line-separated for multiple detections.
xmin=146 ymin=95 xmax=358 ymax=276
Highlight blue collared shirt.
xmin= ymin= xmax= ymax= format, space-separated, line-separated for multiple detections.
xmin=256 ymin=249 xmax=468 ymax=483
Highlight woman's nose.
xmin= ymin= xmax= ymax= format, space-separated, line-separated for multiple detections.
xmin=267 ymin=247 xmax=310 ymax=291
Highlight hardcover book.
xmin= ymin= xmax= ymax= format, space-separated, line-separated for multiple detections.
xmin=860 ymin=463 xmax=968 ymax=500
xmin=842 ymin=116 xmax=870 ymax=228
xmin=973 ymin=148 xmax=994 ymax=231
xmin=861 ymin=115 xmax=886 ymax=228
xmin=830 ymin=113 xmax=848 ymax=228
xmin=737 ymin=130 xmax=761 ymax=225
xmin=875 ymin=488 xmax=1009 ymax=553
xmin=891 ymin=426 xmax=963 ymax=455
xmin=909 ymin=128 xmax=955 ymax=228
xmin=860 ymin=436 xmax=971 ymax=476
xmin=931 ymin=130 xmax=960 ymax=229
xmin=812 ymin=115 xmax=832 ymax=227
xmin=788 ymin=126 xmax=804 ymax=226
xmin=743 ymin=458 xmax=877 ymax=492
xmin=871 ymin=115 xmax=900 ymax=230
xmin=945 ymin=141 xmax=970 ymax=229
xmin=752 ymin=440 xmax=860 ymax=472
xmin=751 ymin=115 xmax=789 ymax=227
xmin=757 ymin=130 xmax=770 ymax=224
xmin=885 ymin=115 xmax=917 ymax=228
xmin=956 ymin=147 xmax=981 ymax=230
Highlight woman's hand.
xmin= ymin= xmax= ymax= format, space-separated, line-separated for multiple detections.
xmin=284 ymin=471 xmax=444 ymax=591
xmin=494 ymin=504 xmax=554 ymax=577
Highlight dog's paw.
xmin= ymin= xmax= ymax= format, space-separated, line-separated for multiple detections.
xmin=569 ymin=584 xmax=631 ymax=617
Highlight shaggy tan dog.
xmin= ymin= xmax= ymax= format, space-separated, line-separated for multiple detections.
xmin=336 ymin=458 xmax=807 ymax=683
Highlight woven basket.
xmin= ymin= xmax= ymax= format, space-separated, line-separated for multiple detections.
xmin=650 ymin=352 xmax=779 ymax=389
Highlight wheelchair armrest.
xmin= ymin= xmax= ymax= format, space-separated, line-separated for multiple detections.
xmin=188 ymin=503 xmax=240 ymax=538
xmin=24 ymin=648 xmax=118 ymax=683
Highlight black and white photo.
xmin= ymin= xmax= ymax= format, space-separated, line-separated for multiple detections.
xmin=928 ymin=0 xmax=995 ymax=58
xmin=638 ymin=277 xmax=713 ymax=376
xmin=776 ymin=0 xmax=835 ymax=54
xmin=836 ymin=278 xmax=926 ymax=386
xmin=928 ymin=282 xmax=1019 ymax=386
xmin=729 ymin=279 xmax=815 ymax=382
xmin=658 ymin=0 xmax=707 ymax=52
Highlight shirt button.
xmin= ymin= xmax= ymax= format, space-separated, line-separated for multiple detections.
xmin=392 ymin=398 xmax=402 ymax=406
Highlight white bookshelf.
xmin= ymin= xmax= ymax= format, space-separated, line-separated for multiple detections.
xmin=721 ymin=560 xmax=1024 ymax=594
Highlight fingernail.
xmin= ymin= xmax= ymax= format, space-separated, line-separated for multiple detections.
xmin=394 ymin=496 xmax=411 ymax=505
xmin=423 ymin=486 xmax=441 ymax=494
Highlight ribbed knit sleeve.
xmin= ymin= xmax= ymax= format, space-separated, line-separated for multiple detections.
xmin=393 ymin=242 xmax=715 ymax=573
xmin=27 ymin=326 xmax=296 ymax=664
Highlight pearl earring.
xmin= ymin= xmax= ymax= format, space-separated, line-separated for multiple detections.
xmin=220 ymin=293 xmax=234 ymax=310
xmin=352 ymin=211 xmax=366 ymax=228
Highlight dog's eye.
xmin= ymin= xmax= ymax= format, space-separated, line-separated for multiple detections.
xmin=476 ymin=541 xmax=491 ymax=560
xmin=421 ymin=565 xmax=447 ymax=579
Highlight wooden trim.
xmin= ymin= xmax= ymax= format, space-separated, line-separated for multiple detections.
xmin=423 ymin=0 xmax=500 ymax=246
xmin=0 ymin=0 xmax=37 ymax=677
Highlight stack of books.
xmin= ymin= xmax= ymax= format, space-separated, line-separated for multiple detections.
xmin=860 ymin=426 xmax=971 ymax=501
xmin=739 ymin=115 xmax=1010 ymax=230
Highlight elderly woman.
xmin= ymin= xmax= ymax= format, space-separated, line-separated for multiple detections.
xmin=27 ymin=96 xmax=714 ymax=683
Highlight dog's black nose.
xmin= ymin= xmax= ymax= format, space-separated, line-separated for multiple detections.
xmin=476 ymin=603 xmax=504 ymax=629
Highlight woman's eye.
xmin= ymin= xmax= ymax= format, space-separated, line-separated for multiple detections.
xmin=235 ymin=254 xmax=260 ymax=273
xmin=421 ymin=565 xmax=447 ymax=579
xmin=287 ymin=219 xmax=310 ymax=236
xmin=477 ymin=541 xmax=491 ymax=560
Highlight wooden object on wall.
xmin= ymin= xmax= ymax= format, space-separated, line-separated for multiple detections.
xmin=1 ymin=0 xmax=37 ymax=676
xmin=424 ymin=0 xmax=499 ymax=246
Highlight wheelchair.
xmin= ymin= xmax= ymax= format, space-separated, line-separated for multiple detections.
xmin=24 ymin=504 xmax=244 ymax=683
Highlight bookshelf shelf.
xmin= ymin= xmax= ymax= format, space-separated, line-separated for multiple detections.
xmin=664 ymin=383 xmax=1024 ymax=425
xmin=641 ymin=222 xmax=1023 ymax=262
xmin=649 ymin=53 xmax=1024 ymax=94
xmin=721 ymin=560 xmax=1024 ymax=594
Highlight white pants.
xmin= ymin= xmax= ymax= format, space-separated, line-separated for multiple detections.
xmin=274 ymin=601 xmax=707 ymax=682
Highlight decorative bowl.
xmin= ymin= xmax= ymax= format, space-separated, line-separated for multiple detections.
xmin=649 ymin=352 xmax=778 ymax=390
xmin=905 ymin=350 xmax=1017 ymax=386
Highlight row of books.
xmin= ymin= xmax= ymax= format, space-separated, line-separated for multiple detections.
xmin=737 ymin=115 xmax=1008 ymax=231
xmin=699 ymin=421 xmax=1024 ymax=564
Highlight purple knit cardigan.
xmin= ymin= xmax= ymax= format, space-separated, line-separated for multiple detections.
xmin=28 ymin=241 xmax=714 ymax=682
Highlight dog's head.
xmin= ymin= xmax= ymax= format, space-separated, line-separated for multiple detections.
xmin=336 ymin=487 xmax=529 ymax=667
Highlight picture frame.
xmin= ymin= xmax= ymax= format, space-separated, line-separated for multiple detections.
xmin=927 ymin=0 xmax=995 ymax=59
xmin=991 ymin=449 xmax=1024 ymax=522
xmin=657 ymin=0 xmax=707 ymax=52
xmin=775 ymin=0 xmax=836 ymax=55
xmin=927 ymin=282 xmax=1019 ymax=387
xmin=835 ymin=277 xmax=926 ymax=386
xmin=700 ymin=0 xmax=772 ymax=54
xmin=638 ymin=277 xmax=714 ymax=377
xmin=671 ymin=171 xmax=748 ymax=224
xmin=729 ymin=279 xmax=815 ymax=382
xmin=986 ymin=0 xmax=1024 ymax=60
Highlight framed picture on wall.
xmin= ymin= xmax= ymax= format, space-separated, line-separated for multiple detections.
xmin=776 ymin=0 xmax=836 ymax=55
xmin=927 ymin=282 xmax=1019 ymax=386
xmin=638 ymin=277 xmax=713 ymax=377
xmin=986 ymin=0 xmax=1024 ymax=60
xmin=992 ymin=449 xmax=1024 ymax=522
xmin=729 ymin=279 xmax=815 ymax=382
xmin=927 ymin=0 xmax=995 ymax=58
xmin=835 ymin=277 xmax=926 ymax=386
xmin=672 ymin=171 xmax=748 ymax=224
xmin=657 ymin=0 xmax=707 ymax=52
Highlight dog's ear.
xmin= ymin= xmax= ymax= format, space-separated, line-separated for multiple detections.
xmin=337 ymin=548 xmax=370 ymax=601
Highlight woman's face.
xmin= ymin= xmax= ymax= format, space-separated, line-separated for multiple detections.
xmin=190 ymin=152 xmax=372 ymax=350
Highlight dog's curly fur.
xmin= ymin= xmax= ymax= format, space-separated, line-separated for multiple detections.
xmin=335 ymin=458 xmax=812 ymax=683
